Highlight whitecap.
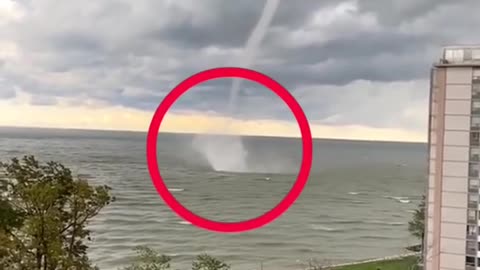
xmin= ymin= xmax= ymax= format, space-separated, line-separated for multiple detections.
xmin=351 ymin=200 xmax=366 ymax=204
xmin=168 ymin=188 xmax=185 ymax=192
xmin=384 ymin=196 xmax=410 ymax=203
xmin=365 ymin=220 xmax=404 ymax=226
xmin=310 ymin=225 xmax=339 ymax=232
xmin=178 ymin=221 xmax=191 ymax=225
xmin=387 ymin=222 xmax=406 ymax=226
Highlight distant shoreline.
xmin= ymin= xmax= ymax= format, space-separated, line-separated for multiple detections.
xmin=0 ymin=125 xmax=426 ymax=145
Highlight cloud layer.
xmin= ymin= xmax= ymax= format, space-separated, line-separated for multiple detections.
xmin=1 ymin=0 xmax=479 ymax=142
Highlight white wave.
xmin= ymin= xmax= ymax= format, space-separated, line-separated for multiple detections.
xmin=387 ymin=222 xmax=406 ymax=226
xmin=383 ymin=195 xmax=410 ymax=203
xmin=348 ymin=192 xmax=360 ymax=195
xmin=366 ymin=220 xmax=405 ymax=226
xmin=178 ymin=221 xmax=191 ymax=225
xmin=310 ymin=224 xmax=339 ymax=232
xmin=168 ymin=188 xmax=184 ymax=192
xmin=351 ymin=200 xmax=365 ymax=204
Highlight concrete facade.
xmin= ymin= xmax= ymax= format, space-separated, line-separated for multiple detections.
xmin=425 ymin=46 xmax=480 ymax=270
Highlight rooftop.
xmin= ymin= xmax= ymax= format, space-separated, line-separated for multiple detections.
xmin=436 ymin=45 xmax=480 ymax=67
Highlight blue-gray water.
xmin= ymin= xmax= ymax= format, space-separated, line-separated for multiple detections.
xmin=0 ymin=127 xmax=427 ymax=270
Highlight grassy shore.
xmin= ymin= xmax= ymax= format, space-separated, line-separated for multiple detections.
xmin=333 ymin=256 xmax=418 ymax=270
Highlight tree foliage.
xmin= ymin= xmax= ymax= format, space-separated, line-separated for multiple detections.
xmin=192 ymin=254 xmax=230 ymax=270
xmin=0 ymin=155 xmax=114 ymax=270
xmin=122 ymin=246 xmax=172 ymax=270
xmin=121 ymin=248 xmax=230 ymax=270
xmin=408 ymin=195 xmax=425 ymax=240
xmin=302 ymin=259 xmax=331 ymax=270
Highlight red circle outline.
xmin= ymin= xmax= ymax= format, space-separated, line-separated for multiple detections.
xmin=146 ymin=67 xmax=313 ymax=233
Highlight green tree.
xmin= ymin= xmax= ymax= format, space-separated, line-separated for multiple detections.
xmin=192 ymin=254 xmax=230 ymax=270
xmin=122 ymin=246 xmax=171 ymax=270
xmin=408 ymin=195 xmax=425 ymax=240
xmin=0 ymin=155 xmax=114 ymax=270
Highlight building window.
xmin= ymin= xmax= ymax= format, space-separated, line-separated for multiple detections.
xmin=472 ymin=116 xmax=480 ymax=130
xmin=467 ymin=256 xmax=475 ymax=266
xmin=445 ymin=49 xmax=464 ymax=62
xmin=468 ymin=225 xmax=478 ymax=238
xmin=470 ymin=131 xmax=480 ymax=146
xmin=468 ymin=209 xmax=477 ymax=223
xmin=471 ymin=148 xmax=480 ymax=161
xmin=473 ymin=83 xmax=480 ymax=97
xmin=473 ymin=101 xmax=480 ymax=115
xmin=470 ymin=179 xmax=480 ymax=193
xmin=467 ymin=241 xmax=476 ymax=254
xmin=469 ymin=163 xmax=480 ymax=178
xmin=469 ymin=194 xmax=479 ymax=208
xmin=471 ymin=132 xmax=480 ymax=146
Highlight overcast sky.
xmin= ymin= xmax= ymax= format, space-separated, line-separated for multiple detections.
xmin=1 ymin=0 xmax=479 ymax=142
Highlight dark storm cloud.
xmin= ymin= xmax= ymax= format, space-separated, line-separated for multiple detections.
xmin=356 ymin=0 xmax=465 ymax=25
xmin=1 ymin=0 xmax=479 ymax=131
xmin=257 ymin=46 xmax=436 ymax=89
xmin=266 ymin=30 xmax=441 ymax=66
xmin=71 ymin=86 xmax=171 ymax=110
xmin=148 ymin=0 xmax=332 ymax=49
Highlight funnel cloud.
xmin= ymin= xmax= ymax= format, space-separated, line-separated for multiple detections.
xmin=192 ymin=0 xmax=281 ymax=173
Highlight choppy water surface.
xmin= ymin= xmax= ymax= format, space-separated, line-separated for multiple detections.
xmin=0 ymin=127 xmax=426 ymax=270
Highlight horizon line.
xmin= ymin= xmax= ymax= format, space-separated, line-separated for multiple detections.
xmin=0 ymin=125 xmax=427 ymax=145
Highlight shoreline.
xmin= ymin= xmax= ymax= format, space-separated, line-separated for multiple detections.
xmin=330 ymin=252 xmax=420 ymax=269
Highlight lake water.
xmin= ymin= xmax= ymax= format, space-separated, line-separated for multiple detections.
xmin=0 ymin=127 xmax=427 ymax=270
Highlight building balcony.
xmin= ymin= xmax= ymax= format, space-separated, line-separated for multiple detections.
xmin=468 ymin=215 xmax=477 ymax=224
xmin=473 ymin=108 xmax=480 ymax=115
xmin=469 ymin=201 xmax=479 ymax=209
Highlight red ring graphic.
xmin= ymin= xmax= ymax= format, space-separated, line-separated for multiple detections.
xmin=146 ymin=67 xmax=313 ymax=233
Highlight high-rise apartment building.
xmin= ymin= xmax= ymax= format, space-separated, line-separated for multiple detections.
xmin=425 ymin=46 xmax=480 ymax=270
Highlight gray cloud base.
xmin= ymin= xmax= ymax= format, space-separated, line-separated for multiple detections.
xmin=1 ymin=0 xmax=479 ymax=132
